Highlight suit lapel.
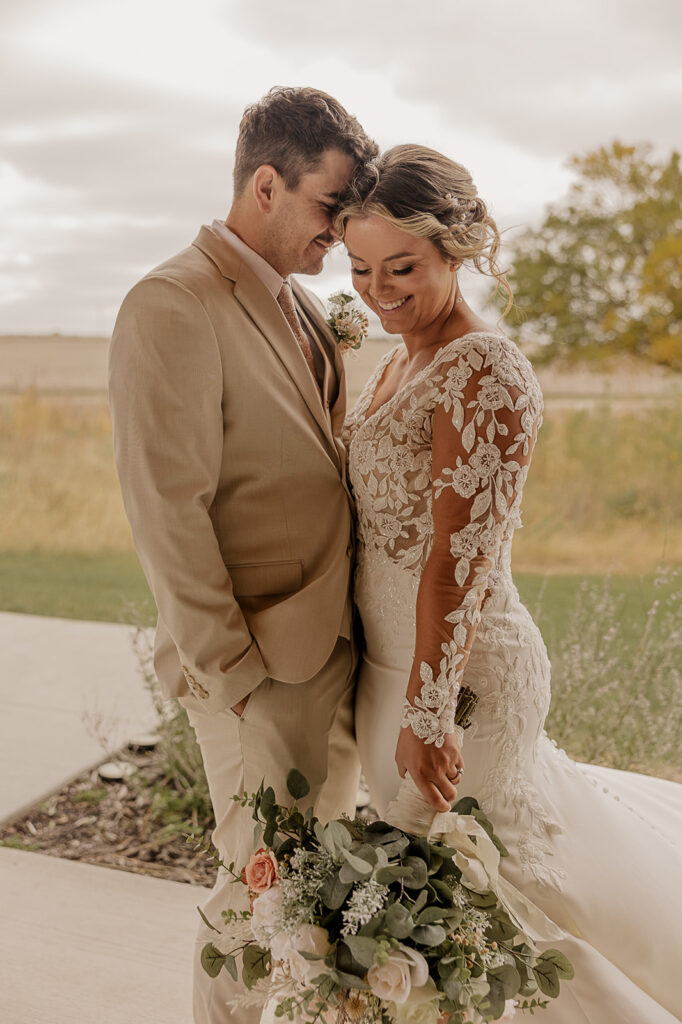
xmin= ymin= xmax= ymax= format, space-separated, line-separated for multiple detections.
xmin=192 ymin=227 xmax=340 ymax=466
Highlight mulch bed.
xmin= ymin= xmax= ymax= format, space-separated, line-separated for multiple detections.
xmin=0 ymin=746 xmax=218 ymax=888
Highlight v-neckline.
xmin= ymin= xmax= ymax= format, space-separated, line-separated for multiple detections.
xmin=359 ymin=330 xmax=499 ymax=427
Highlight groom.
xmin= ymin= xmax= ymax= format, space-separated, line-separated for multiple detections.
xmin=109 ymin=87 xmax=377 ymax=1022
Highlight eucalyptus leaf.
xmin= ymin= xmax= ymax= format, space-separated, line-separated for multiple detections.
xmin=335 ymin=942 xmax=372 ymax=980
xmin=381 ymin=836 xmax=411 ymax=858
xmin=331 ymin=969 xmax=371 ymax=990
xmin=260 ymin=786 xmax=276 ymax=818
xmin=197 ymin=905 xmax=221 ymax=934
xmin=485 ymin=912 xmax=518 ymax=942
xmin=452 ymin=796 xmax=480 ymax=815
xmin=411 ymin=923 xmax=446 ymax=946
xmin=466 ymin=890 xmax=498 ymax=909
xmin=326 ymin=820 xmax=353 ymax=854
xmin=485 ymin=976 xmax=507 ymax=1019
xmin=339 ymin=859 xmax=373 ymax=884
xmin=319 ymin=871 xmax=353 ymax=909
xmin=375 ymin=865 xmax=416 ymax=885
xmin=532 ymin=961 xmax=560 ymax=998
xmin=430 ymin=878 xmax=455 ymax=905
xmin=488 ymin=963 xmax=521 ymax=998
xmin=412 ymin=890 xmax=429 ymax=914
xmin=402 ymin=856 xmax=428 ymax=889
xmin=409 ymin=836 xmax=432 ymax=866
xmin=242 ymin=944 xmax=271 ymax=990
xmin=200 ymin=942 xmax=227 ymax=978
xmin=540 ymin=949 xmax=575 ymax=980
xmin=223 ymin=954 xmax=238 ymax=981
xmin=415 ymin=906 xmax=447 ymax=925
xmin=363 ymin=821 xmax=402 ymax=841
xmin=443 ymin=976 xmax=462 ymax=1002
xmin=383 ymin=901 xmax=414 ymax=938
xmin=263 ymin=820 xmax=277 ymax=848
xmin=286 ymin=769 xmax=310 ymax=800
xmin=343 ymin=935 xmax=379 ymax=968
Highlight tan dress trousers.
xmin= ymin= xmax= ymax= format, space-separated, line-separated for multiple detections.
xmin=181 ymin=636 xmax=359 ymax=1024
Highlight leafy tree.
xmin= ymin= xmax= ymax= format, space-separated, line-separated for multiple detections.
xmin=498 ymin=142 xmax=682 ymax=368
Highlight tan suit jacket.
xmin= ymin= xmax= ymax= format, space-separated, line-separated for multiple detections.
xmin=109 ymin=224 xmax=354 ymax=714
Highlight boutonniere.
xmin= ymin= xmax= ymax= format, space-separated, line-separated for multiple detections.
xmin=326 ymin=291 xmax=369 ymax=354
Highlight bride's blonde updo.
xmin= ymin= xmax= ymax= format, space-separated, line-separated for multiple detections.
xmin=335 ymin=144 xmax=512 ymax=314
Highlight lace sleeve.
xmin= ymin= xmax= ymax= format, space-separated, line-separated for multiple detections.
xmin=402 ymin=338 xmax=542 ymax=747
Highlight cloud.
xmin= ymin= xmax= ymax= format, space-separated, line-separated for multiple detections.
xmin=1 ymin=0 xmax=680 ymax=333
xmin=226 ymin=0 xmax=682 ymax=158
xmin=0 ymin=42 xmax=244 ymax=331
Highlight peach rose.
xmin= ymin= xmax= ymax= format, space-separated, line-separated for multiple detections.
xmin=242 ymin=848 xmax=279 ymax=894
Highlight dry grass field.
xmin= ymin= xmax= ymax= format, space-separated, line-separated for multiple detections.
xmin=1 ymin=335 xmax=680 ymax=572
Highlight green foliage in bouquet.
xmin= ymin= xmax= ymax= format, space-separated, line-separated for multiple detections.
xmin=199 ymin=770 xmax=573 ymax=1023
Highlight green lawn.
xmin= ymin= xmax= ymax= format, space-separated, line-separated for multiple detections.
xmin=0 ymin=551 xmax=156 ymax=625
xmin=2 ymin=551 xmax=679 ymax=776
xmin=0 ymin=549 xmax=672 ymax=648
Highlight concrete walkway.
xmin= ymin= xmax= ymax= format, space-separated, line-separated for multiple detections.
xmin=0 ymin=612 xmax=205 ymax=1023
xmin=0 ymin=612 xmax=158 ymax=824
xmin=0 ymin=847 xmax=197 ymax=1023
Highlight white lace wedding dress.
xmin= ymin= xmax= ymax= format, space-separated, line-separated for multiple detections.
xmin=343 ymin=332 xmax=682 ymax=1023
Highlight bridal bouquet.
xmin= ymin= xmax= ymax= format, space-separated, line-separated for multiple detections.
xmin=200 ymin=771 xmax=573 ymax=1023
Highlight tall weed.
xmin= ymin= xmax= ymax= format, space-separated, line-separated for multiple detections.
xmin=131 ymin=627 xmax=213 ymax=834
xmin=541 ymin=569 xmax=682 ymax=777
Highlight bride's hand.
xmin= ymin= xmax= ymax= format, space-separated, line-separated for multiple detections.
xmin=395 ymin=726 xmax=464 ymax=812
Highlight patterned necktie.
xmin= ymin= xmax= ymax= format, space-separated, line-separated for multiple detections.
xmin=277 ymin=281 xmax=320 ymax=387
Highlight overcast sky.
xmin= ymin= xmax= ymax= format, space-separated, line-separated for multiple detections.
xmin=1 ymin=0 xmax=681 ymax=335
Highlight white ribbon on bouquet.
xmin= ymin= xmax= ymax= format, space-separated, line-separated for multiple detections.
xmin=385 ymin=775 xmax=565 ymax=944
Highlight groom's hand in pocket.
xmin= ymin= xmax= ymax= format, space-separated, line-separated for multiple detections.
xmin=396 ymin=726 xmax=463 ymax=812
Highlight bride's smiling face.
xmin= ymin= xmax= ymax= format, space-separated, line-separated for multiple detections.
xmin=344 ymin=215 xmax=458 ymax=335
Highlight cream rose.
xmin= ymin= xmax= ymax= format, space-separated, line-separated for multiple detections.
xmin=368 ymin=946 xmax=429 ymax=1005
xmin=272 ymin=924 xmax=332 ymax=986
xmin=242 ymin=848 xmax=278 ymax=894
xmin=250 ymin=885 xmax=283 ymax=943
xmin=391 ymin=978 xmax=441 ymax=1024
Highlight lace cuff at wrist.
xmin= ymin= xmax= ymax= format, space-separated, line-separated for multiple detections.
xmin=401 ymin=660 xmax=478 ymax=747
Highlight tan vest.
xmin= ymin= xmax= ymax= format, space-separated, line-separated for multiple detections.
xmin=109 ymin=225 xmax=353 ymax=713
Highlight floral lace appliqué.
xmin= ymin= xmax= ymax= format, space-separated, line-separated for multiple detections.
xmin=344 ymin=333 xmax=542 ymax=748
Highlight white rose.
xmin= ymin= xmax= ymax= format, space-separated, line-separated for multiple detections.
xmin=275 ymin=924 xmax=332 ymax=987
xmin=269 ymin=927 xmax=296 ymax=964
xmin=454 ymin=851 xmax=490 ymax=893
xmin=250 ymin=885 xmax=283 ymax=944
xmin=368 ymin=946 xmax=429 ymax=1005
xmin=391 ymin=978 xmax=441 ymax=1024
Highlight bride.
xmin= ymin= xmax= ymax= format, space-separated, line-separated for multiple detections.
xmin=336 ymin=145 xmax=682 ymax=1023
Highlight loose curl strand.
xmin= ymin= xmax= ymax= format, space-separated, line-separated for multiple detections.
xmin=335 ymin=144 xmax=513 ymax=318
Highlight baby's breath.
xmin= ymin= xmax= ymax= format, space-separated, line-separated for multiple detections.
xmin=278 ymin=848 xmax=336 ymax=930
xmin=341 ymin=879 xmax=389 ymax=936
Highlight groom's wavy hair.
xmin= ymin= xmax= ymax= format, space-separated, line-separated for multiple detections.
xmin=233 ymin=87 xmax=378 ymax=197
xmin=335 ymin=144 xmax=513 ymax=316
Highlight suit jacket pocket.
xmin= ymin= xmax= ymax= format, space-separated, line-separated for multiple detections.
xmin=226 ymin=559 xmax=303 ymax=598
